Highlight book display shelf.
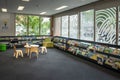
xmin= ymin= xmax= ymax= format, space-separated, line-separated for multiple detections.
xmin=0 ymin=35 xmax=51 ymax=48
xmin=53 ymin=36 xmax=120 ymax=72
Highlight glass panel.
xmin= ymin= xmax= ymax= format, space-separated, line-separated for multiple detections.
xmin=96 ymin=7 xmax=116 ymax=44
xmin=54 ymin=17 xmax=61 ymax=36
xmin=40 ymin=17 xmax=51 ymax=35
xmin=28 ymin=15 xmax=39 ymax=35
xmin=80 ymin=10 xmax=94 ymax=41
xmin=15 ymin=15 xmax=27 ymax=36
xmin=62 ymin=15 xmax=68 ymax=37
xmin=70 ymin=14 xmax=78 ymax=39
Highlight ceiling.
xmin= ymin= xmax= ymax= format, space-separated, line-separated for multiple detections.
xmin=0 ymin=0 xmax=98 ymax=16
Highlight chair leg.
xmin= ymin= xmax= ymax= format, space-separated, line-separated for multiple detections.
xmin=26 ymin=48 xmax=30 ymax=56
xmin=27 ymin=52 xmax=29 ymax=56
xmin=45 ymin=48 xmax=47 ymax=53
xmin=21 ymin=51 xmax=23 ymax=57
xmin=13 ymin=52 xmax=15 ymax=56
xmin=39 ymin=49 xmax=41 ymax=53
xmin=29 ymin=52 xmax=31 ymax=58
xmin=41 ymin=48 xmax=44 ymax=53
xmin=36 ymin=52 xmax=38 ymax=58
xmin=16 ymin=52 xmax=18 ymax=58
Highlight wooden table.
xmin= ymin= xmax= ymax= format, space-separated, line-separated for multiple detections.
xmin=24 ymin=45 xmax=39 ymax=57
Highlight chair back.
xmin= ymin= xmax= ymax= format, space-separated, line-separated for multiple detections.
xmin=13 ymin=45 xmax=17 ymax=53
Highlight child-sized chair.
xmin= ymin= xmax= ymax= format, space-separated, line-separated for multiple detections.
xmin=40 ymin=46 xmax=47 ymax=54
xmin=29 ymin=46 xmax=39 ymax=58
xmin=13 ymin=45 xmax=23 ymax=58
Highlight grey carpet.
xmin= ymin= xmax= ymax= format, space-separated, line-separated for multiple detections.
xmin=0 ymin=48 xmax=120 ymax=80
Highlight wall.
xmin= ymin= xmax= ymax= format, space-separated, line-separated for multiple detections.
xmin=0 ymin=12 xmax=15 ymax=36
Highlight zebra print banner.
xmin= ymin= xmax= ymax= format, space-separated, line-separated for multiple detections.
xmin=96 ymin=7 xmax=116 ymax=44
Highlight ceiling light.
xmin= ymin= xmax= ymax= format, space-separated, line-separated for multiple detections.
xmin=18 ymin=6 xmax=24 ymax=10
xmin=40 ymin=12 xmax=47 ymax=15
xmin=55 ymin=6 xmax=68 ymax=10
xmin=22 ymin=0 xmax=30 ymax=2
xmin=1 ymin=8 xmax=7 ymax=12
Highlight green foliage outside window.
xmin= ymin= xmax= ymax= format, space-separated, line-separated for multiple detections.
xmin=16 ymin=15 xmax=27 ymax=36
xmin=28 ymin=16 xmax=39 ymax=35
xmin=40 ymin=17 xmax=50 ymax=35
xmin=15 ymin=15 xmax=51 ymax=36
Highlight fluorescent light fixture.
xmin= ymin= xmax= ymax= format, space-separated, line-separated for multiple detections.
xmin=1 ymin=8 xmax=7 ymax=12
xmin=22 ymin=0 xmax=30 ymax=2
xmin=40 ymin=12 xmax=47 ymax=15
xmin=18 ymin=6 xmax=24 ymax=10
xmin=55 ymin=6 xmax=68 ymax=10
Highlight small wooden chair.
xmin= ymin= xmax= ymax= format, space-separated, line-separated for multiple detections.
xmin=29 ymin=46 xmax=39 ymax=58
xmin=40 ymin=46 xmax=47 ymax=54
xmin=13 ymin=45 xmax=23 ymax=58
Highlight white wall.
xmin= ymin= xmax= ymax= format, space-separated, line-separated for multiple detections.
xmin=0 ymin=12 xmax=15 ymax=36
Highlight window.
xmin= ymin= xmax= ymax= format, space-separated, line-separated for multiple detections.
xmin=54 ymin=17 xmax=61 ymax=36
xmin=80 ymin=10 xmax=94 ymax=41
xmin=70 ymin=14 xmax=78 ymax=39
xmin=61 ymin=15 xmax=68 ymax=37
xmin=15 ymin=14 xmax=51 ymax=36
xmin=15 ymin=15 xmax=27 ymax=36
xmin=96 ymin=7 xmax=116 ymax=44
xmin=40 ymin=17 xmax=51 ymax=35
xmin=28 ymin=15 xmax=39 ymax=35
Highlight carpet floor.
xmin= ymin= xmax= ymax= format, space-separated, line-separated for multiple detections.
xmin=0 ymin=48 xmax=120 ymax=80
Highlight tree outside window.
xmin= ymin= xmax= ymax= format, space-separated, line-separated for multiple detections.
xmin=15 ymin=15 xmax=51 ymax=36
